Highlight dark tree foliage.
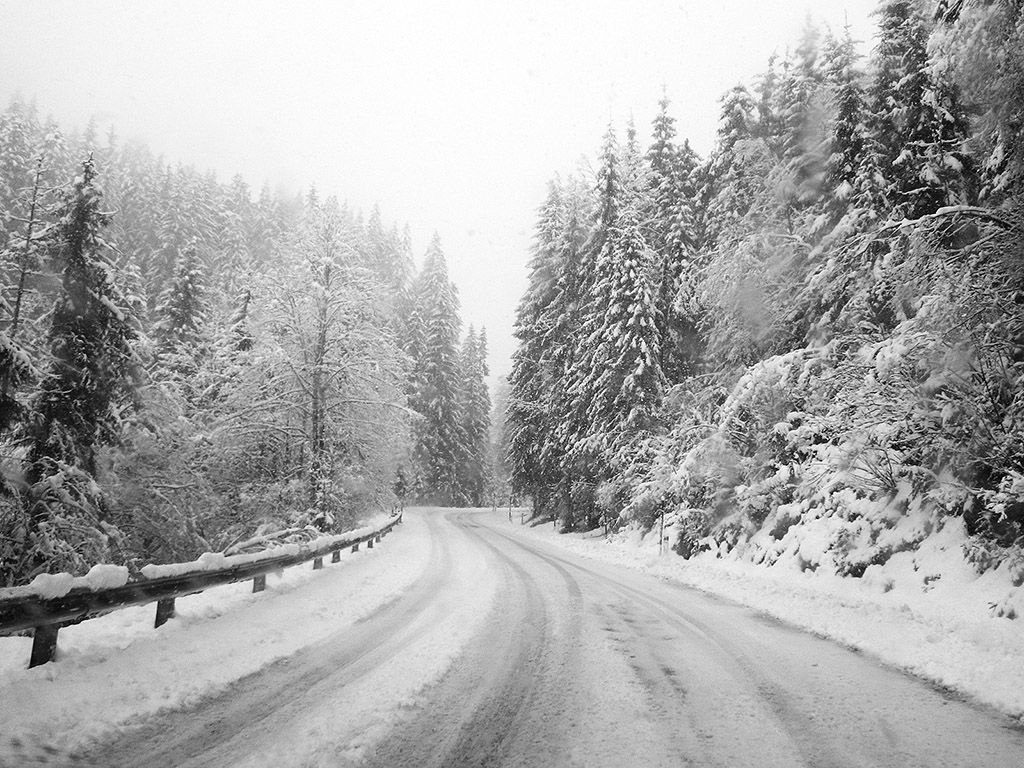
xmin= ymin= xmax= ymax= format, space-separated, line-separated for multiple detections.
xmin=26 ymin=158 xmax=140 ymax=482
xmin=869 ymin=0 xmax=975 ymax=218
xmin=6 ymin=159 xmax=142 ymax=578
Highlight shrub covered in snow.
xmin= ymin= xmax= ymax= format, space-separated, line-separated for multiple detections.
xmin=626 ymin=210 xmax=1024 ymax=592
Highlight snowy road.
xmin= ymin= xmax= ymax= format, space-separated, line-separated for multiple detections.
xmin=78 ymin=508 xmax=1024 ymax=767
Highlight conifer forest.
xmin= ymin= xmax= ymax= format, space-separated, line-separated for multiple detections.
xmin=506 ymin=0 xmax=1024 ymax=578
xmin=0 ymin=109 xmax=492 ymax=587
xmin=2 ymin=0 xmax=1024 ymax=591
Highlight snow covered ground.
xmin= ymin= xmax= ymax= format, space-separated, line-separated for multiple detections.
xmin=515 ymin=515 xmax=1024 ymax=721
xmin=0 ymin=513 xmax=462 ymax=761
xmin=3 ymin=506 xmax=1022 ymax=765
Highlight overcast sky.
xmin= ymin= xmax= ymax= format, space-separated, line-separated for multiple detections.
xmin=0 ymin=0 xmax=879 ymax=388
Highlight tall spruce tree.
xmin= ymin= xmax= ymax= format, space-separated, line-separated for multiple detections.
xmin=778 ymin=22 xmax=829 ymax=214
xmin=27 ymin=159 xmax=140 ymax=479
xmin=646 ymin=95 xmax=702 ymax=383
xmin=704 ymin=84 xmax=764 ymax=246
xmin=409 ymin=235 xmax=465 ymax=503
xmin=820 ymin=26 xmax=876 ymax=236
xmin=541 ymin=178 xmax=591 ymax=515
xmin=557 ymin=127 xmax=623 ymax=527
xmin=933 ymin=0 xmax=1024 ymax=201
xmin=153 ymin=245 xmax=207 ymax=409
xmin=507 ymin=179 xmax=571 ymax=513
xmin=869 ymin=0 xmax=973 ymax=218
xmin=458 ymin=326 xmax=492 ymax=506
xmin=562 ymin=125 xmax=665 ymax=526
xmin=154 ymin=245 xmax=205 ymax=352
xmin=21 ymin=158 xmax=140 ymax=576
xmin=583 ymin=207 xmax=664 ymax=463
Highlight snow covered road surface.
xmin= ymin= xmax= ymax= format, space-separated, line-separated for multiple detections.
xmin=5 ymin=508 xmax=1024 ymax=766
xmin=366 ymin=511 xmax=1024 ymax=768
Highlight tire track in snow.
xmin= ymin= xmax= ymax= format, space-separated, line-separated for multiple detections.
xmin=484 ymin=517 xmax=1024 ymax=768
xmin=364 ymin=510 xmax=586 ymax=767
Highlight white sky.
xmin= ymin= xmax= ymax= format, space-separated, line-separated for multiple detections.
xmin=0 ymin=0 xmax=879 ymax=388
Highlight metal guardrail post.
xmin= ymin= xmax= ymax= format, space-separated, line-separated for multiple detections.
xmin=253 ymin=574 xmax=267 ymax=593
xmin=29 ymin=625 xmax=59 ymax=668
xmin=155 ymin=598 xmax=176 ymax=628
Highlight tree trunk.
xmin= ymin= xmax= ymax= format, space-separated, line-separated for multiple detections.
xmin=9 ymin=157 xmax=44 ymax=338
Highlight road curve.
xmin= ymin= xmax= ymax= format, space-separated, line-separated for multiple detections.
xmin=79 ymin=508 xmax=1024 ymax=767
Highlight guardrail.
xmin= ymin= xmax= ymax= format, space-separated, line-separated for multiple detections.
xmin=0 ymin=512 xmax=402 ymax=668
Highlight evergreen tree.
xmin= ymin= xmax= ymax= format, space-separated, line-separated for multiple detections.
xmin=226 ymin=288 xmax=254 ymax=353
xmin=409 ymin=235 xmax=465 ymax=503
xmin=0 ymin=97 xmax=40 ymax=250
xmin=819 ymin=26 xmax=876 ymax=236
xmin=561 ymin=126 xmax=666 ymax=527
xmin=27 ymin=158 xmax=140 ymax=478
xmin=558 ymin=128 xmax=624 ymax=522
xmin=104 ymin=140 xmax=161 ymax=299
xmin=646 ymin=95 xmax=702 ymax=383
xmin=704 ymin=84 xmax=764 ymax=246
xmin=778 ymin=21 xmax=828 ymax=213
xmin=933 ymin=0 xmax=1024 ymax=201
xmin=154 ymin=245 xmax=205 ymax=352
xmin=619 ymin=117 xmax=649 ymax=212
xmin=215 ymin=174 xmax=254 ymax=292
xmin=754 ymin=53 xmax=786 ymax=152
xmin=507 ymin=179 xmax=568 ymax=513
xmin=21 ymin=159 xmax=141 ymax=576
xmin=153 ymin=246 xmax=207 ymax=406
xmin=583 ymin=208 xmax=664 ymax=463
xmin=457 ymin=326 xmax=492 ymax=506
xmin=869 ymin=0 xmax=974 ymax=218
xmin=540 ymin=178 xmax=592 ymax=512
xmin=364 ymin=204 xmax=393 ymax=289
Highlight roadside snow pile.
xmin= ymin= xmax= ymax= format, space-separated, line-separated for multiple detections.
xmin=518 ymin=515 xmax=1024 ymax=720
xmin=0 ymin=564 xmax=130 ymax=600
xmin=139 ymin=523 xmax=386 ymax=579
xmin=0 ymin=520 xmax=392 ymax=591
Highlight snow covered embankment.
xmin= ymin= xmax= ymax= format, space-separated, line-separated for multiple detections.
xmin=517 ymin=515 xmax=1024 ymax=721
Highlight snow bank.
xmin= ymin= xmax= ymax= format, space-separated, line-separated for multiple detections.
xmin=0 ymin=564 xmax=130 ymax=601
